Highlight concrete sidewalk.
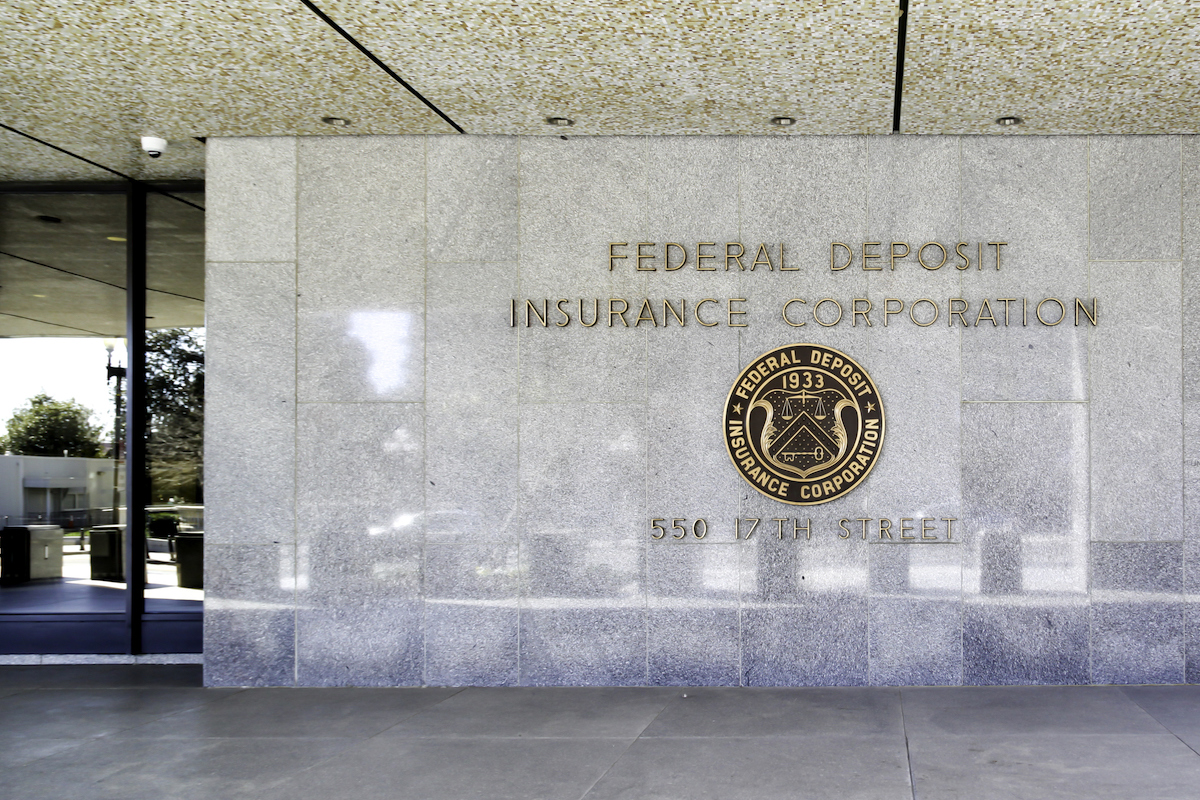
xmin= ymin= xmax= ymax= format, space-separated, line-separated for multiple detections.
xmin=1 ymin=666 xmax=1198 ymax=799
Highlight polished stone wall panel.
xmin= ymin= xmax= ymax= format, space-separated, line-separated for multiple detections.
xmin=1090 ymin=261 xmax=1183 ymax=541
xmin=959 ymin=137 xmax=1090 ymax=402
xmin=963 ymin=601 xmax=1090 ymax=685
xmin=519 ymin=609 xmax=647 ymax=686
xmin=647 ymin=545 xmax=740 ymax=686
xmin=427 ymin=137 xmax=519 ymax=262
xmin=1091 ymin=602 xmax=1186 ymax=685
xmin=206 ymin=135 xmax=1199 ymax=686
xmin=868 ymin=545 xmax=963 ymax=687
xmin=204 ymin=261 xmax=297 ymax=547
xmin=204 ymin=545 xmax=296 ymax=687
xmin=296 ymin=137 xmax=426 ymax=404
xmin=206 ymin=137 xmax=296 ymax=263
xmin=961 ymin=403 xmax=1089 ymax=595
xmin=1089 ymin=137 xmax=1182 ymax=261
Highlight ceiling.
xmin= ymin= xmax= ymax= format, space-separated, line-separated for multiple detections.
xmin=3 ymin=1 xmax=1199 ymax=183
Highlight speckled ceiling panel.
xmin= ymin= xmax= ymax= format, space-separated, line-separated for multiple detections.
xmin=318 ymin=0 xmax=901 ymax=135
xmin=903 ymin=1 xmax=1200 ymax=134
xmin=1 ymin=0 xmax=452 ymax=181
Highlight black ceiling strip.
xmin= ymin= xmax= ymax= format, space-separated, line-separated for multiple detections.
xmin=0 ymin=123 xmax=205 ymax=212
xmin=892 ymin=0 xmax=910 ymax=133
xmin=0 ymin=249 xmax=127 ymax=291
xmin=149 ymin=191 xmax=204 ymax=212
xmin=145 ymin=286 xmax=204 ymax=302
xmin=0 ymin=249 xmax=204 ymax=302
xmin=297 ymin=0 xmax=465 ymax=134
xmin=0 ymin=310 xmax=109 ymax=336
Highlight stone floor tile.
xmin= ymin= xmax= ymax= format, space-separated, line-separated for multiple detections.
xmin=382 ymin=686 xmax=674 ymax=739
xmin=583 ymin=735 xmax=912 ymax=800
xmin=258 ymin=737 xmax=630 ymax=800
xmin=115 ymin=686 xmax=462 ymax=739
xmin=900 ymin=685 xmax=1165 ymax=736
xmin=641 ymin=686 xmax=904 ymax=737
xmin=908 ymin=734 xmax=1200 ymax=800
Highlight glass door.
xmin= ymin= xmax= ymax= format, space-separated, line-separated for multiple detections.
xmin=0 ymin=183 xmax=204 ymax=654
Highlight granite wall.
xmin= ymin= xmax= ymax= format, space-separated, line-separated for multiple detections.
xmin=203 ymin=135 xmax=1200 ymax=686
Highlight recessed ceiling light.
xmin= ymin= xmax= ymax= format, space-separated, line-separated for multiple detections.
xmin=546 ymin=117 xmax=574 ymax=127
xmin=770 ymin=116 xmax=797 ymax=127
xmin=322 ymin=116 xmax=352 ymax=127
xmin=36 ymin=215 xmax=63 ymax=223
xmin=106 ymin=236 xmax=126 ymax=242
xmin=996 ymin=116 xmax=1024 ymax=126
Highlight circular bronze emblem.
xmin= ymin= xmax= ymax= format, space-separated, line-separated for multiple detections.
xmin=724 ymin=344 xmax=885 ymax=505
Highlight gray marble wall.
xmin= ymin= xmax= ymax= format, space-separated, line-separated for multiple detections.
xmin=204 ymin=135 xmax=1199 ymax=687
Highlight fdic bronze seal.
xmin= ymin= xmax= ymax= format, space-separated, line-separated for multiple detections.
xmin=724 ymin=344 xmax=885 ymax=504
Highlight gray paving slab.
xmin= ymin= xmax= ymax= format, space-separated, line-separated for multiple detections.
xmin=900 ymin=685 xmax=1166 ymax=736
xmin=0 ymin=737 xmax=89 ymax=770
xmin=382 ymin=686 xmax=675 ymax=739
xmin=1120 ymin=685 xmax=1200 ymax=734
xmin=257 ymin=737 xmax=631 ymax=800
xmin=641 ymin=686 xmax=904 ymax=738
xmin=0 ymin=664 xmax=202 ymax=689
xmin=582 ymin=735 xmax=912 ymax=800
xmin=0 ymin=687 xmax=238 ymax=739
xmin=114 ymin=686 xmax=462 ymax=739
xmin=0 ymin=667 xmax=1197 ymax=799
xmin=908 ymin=734 xmax=1200 ymax=800
xmin=0 ymin=736 xmax=356 ymax=800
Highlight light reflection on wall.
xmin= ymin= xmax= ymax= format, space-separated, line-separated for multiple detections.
xmin=348 ymin=311 xmax=413 ymax=395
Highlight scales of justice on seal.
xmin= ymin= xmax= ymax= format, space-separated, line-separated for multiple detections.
xmin=723 ymin=344 xmax=886 ymax=505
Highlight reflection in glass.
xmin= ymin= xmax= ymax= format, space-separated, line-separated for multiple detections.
xmin=143 ymin=191 xmax=205 ymax=612
xmin=0 ymin=192 xmax=130 ymax=618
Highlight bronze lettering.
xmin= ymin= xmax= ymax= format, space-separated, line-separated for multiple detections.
xmin=814 ymin=298 xmax=843 ymax=327
xmin=997 ymin=298 xmax=1017 ymax=326
xmin=634 ymin=298 xmax=658 ymax=327
xmin=954 ymin=242 xmax=971 ymax=270
xmin=918 ymin=241 xmax=947 ymax=270
xmin=989 ymin=241 xmax=1006 ymax=270
xmin=751 ymin=243 xmax=774 ymax=271
xmin=695 ymin=298 xmax=719 ymax=327
xmin=975 ymin=298 xmax=997 ymax=327
xmin=636 ymin=242 xmax=656 ymax=271
xmin=609 ymin=242 xmax=628 ymax=271
xmin=831 ymin=242 xmax=852 ymax=271
xmin=579 ymin=298 xmax=599 ymax=328
xmin=1075 ymin=297 xmax=1098 ymax=326
xmin=609 ymin=298 xmax=630 ymax=327
xmin=910 ymin=298 xmax=939 ymax=327
xmin=884 ymin=298 xmax=904 ymax=326
xmin=863 ymin=242 xmax=882 ymax=271
xmin=782 ymin=298 xmax=807 ymax=327
xmin=726 ymin=242 xmax=746 ymax=271
xmin=664 ymin=242 xmax=687 ymax=271
xmin=728 ymin=298 xmax=749 ymax=328
xmin=1037 ymin=297 xmax=1065 ymax=326
xmin=949 ymin=298 xmax=969 ymax=327
xmin=852 ymin=298 xmax=873 ymax=327
xmin=663 ymin=299 xmax=686 ymax=326
xmin=526 ymin=299 xmax=548 ymax=327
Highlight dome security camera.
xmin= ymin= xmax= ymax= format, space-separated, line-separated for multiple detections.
xmin=141 ymin=136 xmax=168 ymax=158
